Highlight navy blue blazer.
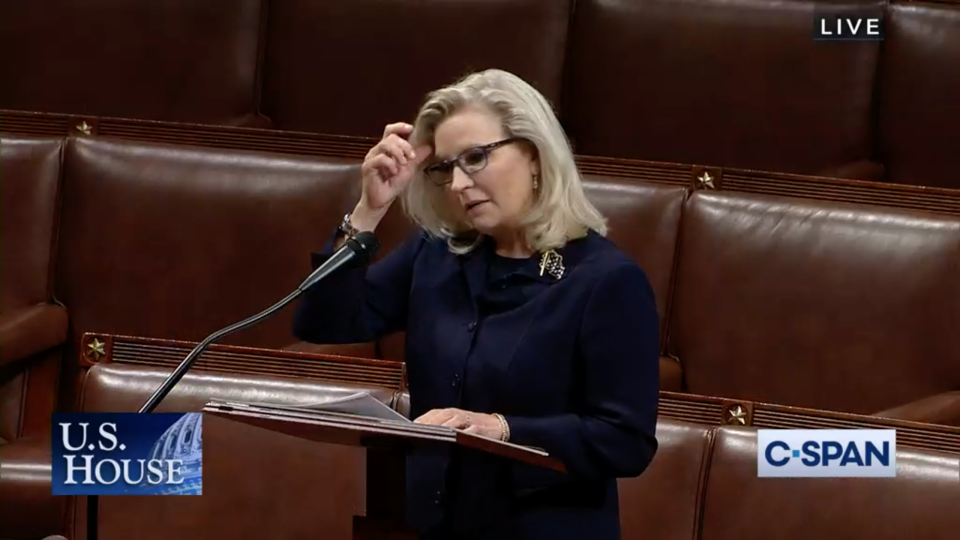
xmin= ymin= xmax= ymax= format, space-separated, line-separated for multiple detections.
xmin=293 ymin=228 xmax=660 ymax=539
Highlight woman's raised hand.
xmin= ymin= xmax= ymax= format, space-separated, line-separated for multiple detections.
xmin=359 ymin=122 xmax=432 ymax=212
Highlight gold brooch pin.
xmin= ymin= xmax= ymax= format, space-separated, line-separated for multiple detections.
xmin=539 ymin=250 xmax=565 ymax=280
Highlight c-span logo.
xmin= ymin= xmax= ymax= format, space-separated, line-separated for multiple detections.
xmin=52 ymin=412 xmax=202 ymax=495
xmin=758 ymin=429 xmax=896 ymax=478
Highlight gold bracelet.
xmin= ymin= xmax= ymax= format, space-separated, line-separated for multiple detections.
xmin=493 ymin=413 xmax=510 ymax=442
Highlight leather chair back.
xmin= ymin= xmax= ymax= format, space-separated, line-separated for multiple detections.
xmin=878 ymin=1 xmax=960 ymax=187
xmin=260 ymin=0 xmax=572 ymax=136
xmin=53 ymin=137 xmax=369 ymax=407
xmin=618 ymin=419 xmax=712 ymax=540
xmin=562 ymin=0 xmax=881 ymax=177
xmin=583 ymin=176 xmax=686 ymax=349
xmin=71 ymin=362 xmax=395 ymax=540
xmin=0 ymin=135 xmax=64 ymax=441
xmin=668 ymin=190 xmax=960 ymax=414
xmin=55 ymin=137 xmax=360 ymax=352
xmin=699 ymin=426 xmax=960 ymax=540
xmin=0 ymin=0 xmax=264 ymax=125
xmin=0 ymin=135 xmax=61 ymax=312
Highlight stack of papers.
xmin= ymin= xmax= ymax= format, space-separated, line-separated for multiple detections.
xmin=240 ymin=391 xmax=409 ymax=423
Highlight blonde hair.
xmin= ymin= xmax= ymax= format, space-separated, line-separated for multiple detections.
xmin=401 ymin=69 xmax=608 ymax=254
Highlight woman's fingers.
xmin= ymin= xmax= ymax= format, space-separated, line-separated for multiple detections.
xmin=383 ymin=122 xmax=413 ymax=139
xmin=364 ymin=154 xmax=399 ymax=177
xmin=413 ymin=408 xmax=498 ymax=438
xmin=441 ymin=414 xmax=469 ymax=428
xmin=382 ymin=134 xmax=417 ymax=162
xmin=369 ymin=139 xmax=431 ymax=182
xmin=365 ymin=123 xmax=430 ymax=176
xmin=414 ymin=408 xmax=453 ymax=424
xmin=378 ymin=142 xmax=408 ymax=165
xmin=414 ymin=408 xmax=468 ymax=427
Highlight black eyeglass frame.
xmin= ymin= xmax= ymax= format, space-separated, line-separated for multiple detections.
xmin=422 ymin=137 xmax=525 ymax=186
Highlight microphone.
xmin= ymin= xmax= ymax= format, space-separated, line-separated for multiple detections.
xmin=298 ymin=232 xmax=380 ymax=291
xmin=86 ymin=231 xmax=380 ymax=540
xmin=138 ymin=231 xmax=380 ymax=413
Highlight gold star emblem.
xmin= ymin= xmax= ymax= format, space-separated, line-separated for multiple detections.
xmin=726 ymin=404 xmax=747 ymax=425
xmin=697 ymin=171 xmax=716 ymax=190
xmin=75 ymin=121 xmax=93 ymax=135
xmin=87 ymin=338 xmax=106 ymax=360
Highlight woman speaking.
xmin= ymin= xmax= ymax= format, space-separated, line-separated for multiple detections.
xmin=293 ymin=69 xmax=660 ymax=540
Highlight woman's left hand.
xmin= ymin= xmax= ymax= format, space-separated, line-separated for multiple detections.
xmin=414 ymin=407 xmax=502 ymax=440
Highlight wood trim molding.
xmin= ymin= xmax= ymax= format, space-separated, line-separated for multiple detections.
xmin=658 ymin=391 xmax=960 ymax=455
xmin=78 ymin=332 xmax=405 ymax=390
xmin=5 ymin=108 xmax=960 ymax=216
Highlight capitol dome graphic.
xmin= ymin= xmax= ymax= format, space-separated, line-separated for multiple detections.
xmin=134 ymin=413 xmax=203 ymax=495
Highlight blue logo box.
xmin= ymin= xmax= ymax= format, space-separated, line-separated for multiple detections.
xmin=52 ymin=412 xmax=202 ymax=495
xmin=758 ymin=429 xmax=896 ymax=478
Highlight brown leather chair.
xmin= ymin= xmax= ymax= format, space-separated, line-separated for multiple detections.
xmin=63 ymin=362 xmax=397 ymax=539
xmin=5 ymin=0 xmax=960 ymax=191
xmin=621 ymin=420 xmax=959 ymax=540
xmin=582 ymin=176 xmax=687 ymax=390
xmin=618 ymin=419 xmax=712 ymax=540
xmin=48 ymin=134 xmax=960 ymax=420
xmin=0 ymin=0 xmax=267 ymax=127
xmin=52 ymin=136 xmax=376 ymax=407
xmin=259 ymin=0 xmax=572 ymax=137
xmin=5 ymin=130 xmax=959 ymax=537
xmin=667 ymin=190 xmax=960 ymax=418
xmin=561 ymin=0 xmax=884 ymax=180
xmin=877 ymin=1 xmax=960 ymax=188
xmin=0 ymin=135 xmax=69 ymax=540
xmin=698 ymin=426 xmax=960 ymax=540
xmin=0 ymin=135 xmax=67 ymax=437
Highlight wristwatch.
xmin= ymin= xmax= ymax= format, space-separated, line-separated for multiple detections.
xmin=338 ymin=213 xmax=360 ymax=238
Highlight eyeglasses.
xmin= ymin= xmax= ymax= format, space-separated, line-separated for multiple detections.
xmin=423 ymin=137 xmax=523 ymax=186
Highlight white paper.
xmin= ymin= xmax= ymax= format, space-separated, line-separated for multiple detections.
xmin=244 ymin=391 xmax=410 ymax=423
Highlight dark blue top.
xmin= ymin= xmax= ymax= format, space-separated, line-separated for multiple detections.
xmin=293 ymin=228 xmax=660 ymax=540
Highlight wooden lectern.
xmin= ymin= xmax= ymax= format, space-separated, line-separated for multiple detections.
xmin=202 ymin=400 xmax=566 ymax=540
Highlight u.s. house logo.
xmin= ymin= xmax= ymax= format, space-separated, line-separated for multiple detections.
xmin=52 ymin=412 xmax=203 ymax=495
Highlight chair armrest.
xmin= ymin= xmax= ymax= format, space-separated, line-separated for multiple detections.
xmin=0 ymin=437 xmax=66 ymax=539
xmin=874 ymin=391 xmax=960 ymax=427
xmin=659 ymin=356 xmax=683 ymax=392
xmin=0 ymin=304 xmax=68 ymax=368
xmin=393 ymin=390 xmax=411 ymax=419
